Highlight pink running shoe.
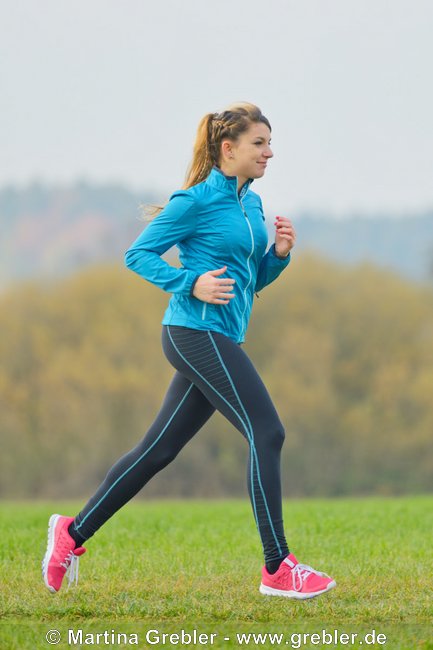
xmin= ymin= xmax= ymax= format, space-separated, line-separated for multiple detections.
xmin=260 ymin=553 xmax=336 ymax=599
xmin=42 ymin=514 xmax=86 ymax=593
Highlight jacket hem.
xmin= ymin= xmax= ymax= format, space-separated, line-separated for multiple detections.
xmin=161 ymin=319 xmax=244 ymax=344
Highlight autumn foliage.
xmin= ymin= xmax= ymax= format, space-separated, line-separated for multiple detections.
xmin=1 ymin=253 xmax=432 ymax=498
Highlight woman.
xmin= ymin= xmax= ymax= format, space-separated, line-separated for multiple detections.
xmin=42 ymin=102 xmax=336 ymax=599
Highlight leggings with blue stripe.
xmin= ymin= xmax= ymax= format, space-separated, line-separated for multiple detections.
xmin=71 ymin=325 xmax=289 ymax=565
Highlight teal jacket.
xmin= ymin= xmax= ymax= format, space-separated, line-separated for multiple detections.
xmin=125 ymin=166 xmax=291 ymax=343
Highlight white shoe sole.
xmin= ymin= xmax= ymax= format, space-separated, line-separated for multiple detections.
xmin=259 ymin=579 xmax=336 ymax=599
xmin=42 ymin=514 xmax=61 ymax=593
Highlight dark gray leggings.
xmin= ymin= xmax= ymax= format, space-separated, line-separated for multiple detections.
xmin=72 ymin=325 xmax=289 ymax=565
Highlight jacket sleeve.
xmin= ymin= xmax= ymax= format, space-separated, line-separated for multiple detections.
xmin=255 ymin=244 xmax=291 ymax=293
xmin=125 ymin=191 xmax=199 ymax=295
xmin=254 ymin=196 xmax=291 ymax=293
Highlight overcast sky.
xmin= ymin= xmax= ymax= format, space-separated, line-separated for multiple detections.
xmin=1 ymin=0 xmax=432 ymax=216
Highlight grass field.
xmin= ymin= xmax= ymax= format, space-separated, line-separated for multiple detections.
xmin=0 ymin=497 xmax=432 ymax=649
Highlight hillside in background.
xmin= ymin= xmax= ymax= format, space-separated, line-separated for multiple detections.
xmin=0 ymin=181 xmax=156 ymax=287
xmin=295 ymin=210 xmax=433 ymax=283
xmin=1 ymin=181 xmax=433 ymax=287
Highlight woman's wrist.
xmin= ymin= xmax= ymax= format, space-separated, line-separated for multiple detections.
xmin=274 ymin=245 xmax=290 ymax=259
xmin=190 ymin=274 xmax=201 ymax=296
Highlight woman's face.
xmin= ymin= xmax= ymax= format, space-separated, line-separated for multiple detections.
xmin=222 ymin=122 xmax=273 ymax=182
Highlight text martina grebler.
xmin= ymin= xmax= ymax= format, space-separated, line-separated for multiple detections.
xmin=67 ymin=628 xmax=217 ymax=645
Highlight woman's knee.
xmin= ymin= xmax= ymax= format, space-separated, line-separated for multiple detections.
xmin=272 ymin=421 xmax=286 ymax=450
xmin=121 ymin=439 xmax=180 ymax=476
xmin=131 ymin=439 xmax=181 ymax=473
xmin=151 ymin=445 xmax=181 ymax=470
xmin=254 ymin=418 xmax=285 ymax=452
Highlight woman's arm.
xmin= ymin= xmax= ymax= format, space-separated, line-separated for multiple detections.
xmin=255 ymin=208 xmax=296 ymax=293
xmin=255 ymin=244 xmax=291 ymax=293
xmin=125 ymin=191 xmax=198 ymax=295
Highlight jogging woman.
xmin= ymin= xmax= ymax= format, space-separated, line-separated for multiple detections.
xmin=42 ymin=102 xmax=336 ymax=599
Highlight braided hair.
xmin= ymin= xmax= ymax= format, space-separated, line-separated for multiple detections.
xmin=183 ymin=102 xmax=271 ymax=189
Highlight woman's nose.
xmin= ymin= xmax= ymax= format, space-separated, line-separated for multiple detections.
xmin=265 ymin=146 xmax=274 ymax=158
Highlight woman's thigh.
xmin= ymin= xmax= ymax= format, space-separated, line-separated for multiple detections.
xmin=162 ymin=325 xmax=284 ymax=445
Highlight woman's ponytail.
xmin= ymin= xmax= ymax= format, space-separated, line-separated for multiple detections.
xmin=182 ymin=113 xmax=215 ymax=190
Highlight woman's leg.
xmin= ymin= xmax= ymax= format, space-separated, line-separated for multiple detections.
xmin=162 ymin=325 xmax=289 ymax=568
xmin=70 ymin=370 xmax=215 ymax=543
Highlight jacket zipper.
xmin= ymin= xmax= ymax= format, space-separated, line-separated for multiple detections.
xmin=201 ymin=303 xmax=207 ymax=320
xmin=237 ymin=195 xmax=255 ymax=340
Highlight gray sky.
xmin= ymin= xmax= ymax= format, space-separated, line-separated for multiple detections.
xmin=1 ymin=0 xmax=432 ymax=216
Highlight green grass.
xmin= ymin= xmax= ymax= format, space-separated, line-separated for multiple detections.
xmin=0 ymin=497 xmax=432 ymax=649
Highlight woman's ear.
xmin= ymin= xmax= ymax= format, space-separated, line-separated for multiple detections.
xmin=221 ymin=139 xmax=234 ymax=161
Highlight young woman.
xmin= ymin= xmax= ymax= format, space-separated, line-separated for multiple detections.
xmin=42 ymin=102 xmax=336 ymax=599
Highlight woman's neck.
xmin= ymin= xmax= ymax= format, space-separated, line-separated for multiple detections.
xmin=217 ymin=163 xmax=247 ymax=194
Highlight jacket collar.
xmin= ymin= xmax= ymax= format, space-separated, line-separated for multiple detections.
xmin=205 ymin=165 xmax=254 ymax=200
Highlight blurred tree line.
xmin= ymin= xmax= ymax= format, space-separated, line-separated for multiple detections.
xmin=2 ymin=180 xmax=433 ymax=286
xmin=1 ymin=253 xmax=432 ymax=499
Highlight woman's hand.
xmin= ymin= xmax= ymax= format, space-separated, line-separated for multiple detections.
xmin=192 ymin=265 xmax=236 ymax=304
xmin=274 ymin=216 xmax=296 ymax=258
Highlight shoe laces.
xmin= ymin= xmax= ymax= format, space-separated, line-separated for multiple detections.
xmin=60 ymin=550 xmax=81 ymax=589
xmin=292 ymin=563 xmax=317 ymax=592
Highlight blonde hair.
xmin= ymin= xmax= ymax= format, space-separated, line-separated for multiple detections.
xmin=141 ymin=101 xmax=271 ymax=219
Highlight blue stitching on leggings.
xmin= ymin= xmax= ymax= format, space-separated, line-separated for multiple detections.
xmin=166 ymin=326 xmax=273 ymax=547
xmin=207 ymin=331 xmax=282 ymax=557
xmin=166 ymin=327 xmax=259 ymax=529
xmin=206 ymin=335 xmax=257 ymax=528
xmin=75 ymin=382 xmax=194 ymax=533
